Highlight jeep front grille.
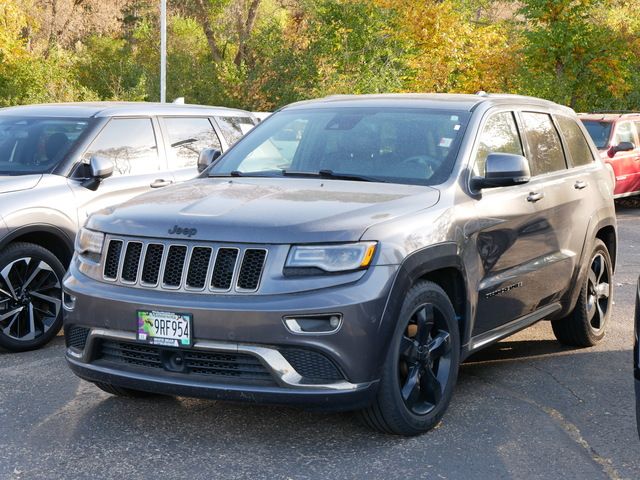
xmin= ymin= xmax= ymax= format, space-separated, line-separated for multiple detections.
xmin=101 ymin=236 xmax=268 ymax=293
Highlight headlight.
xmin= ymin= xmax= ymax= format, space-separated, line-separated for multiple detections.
xmin=285 ymin=242 xmax=377 ymax=273
xmin=75 ymin=227 xmax=105 ymax=256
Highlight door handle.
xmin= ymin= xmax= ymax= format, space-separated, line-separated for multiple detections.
xmin=527 ymin=191 xmax=544 ymax=202
xmin=574 ymin=180 xmax=588 ymax=190
xmin=150 ymin=179 xmax=173 ymax=188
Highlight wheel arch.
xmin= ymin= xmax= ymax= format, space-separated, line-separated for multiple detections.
xmin=0 ymin=225 xmax=75 ymax=267
xmin=595 ymin=224 xmax=616 ymax=272
xmin=378 ymin=243 xmax=471 ymax=364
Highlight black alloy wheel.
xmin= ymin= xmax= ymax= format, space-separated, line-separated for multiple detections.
xmin=359 ymin=281 xmax=460 ymax=435
xmin=399 ymin=304 xmax=452 ymax=415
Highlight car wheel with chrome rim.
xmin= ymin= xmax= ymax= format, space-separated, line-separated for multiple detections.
xmin=0 ymin=242 xmax=65 ymax=352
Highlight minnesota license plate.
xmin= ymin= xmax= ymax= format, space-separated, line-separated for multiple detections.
xmin=137 ymin=310 xmax=192 ymax=347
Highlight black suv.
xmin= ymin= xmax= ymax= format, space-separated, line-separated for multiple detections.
xmin=63 ymin=94 xmax=617 ymax=435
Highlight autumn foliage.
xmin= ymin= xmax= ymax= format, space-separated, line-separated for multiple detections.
xmin=0 ymin=0 xmax=638 ymax=111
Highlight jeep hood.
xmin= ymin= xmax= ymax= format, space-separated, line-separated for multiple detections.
xmin=0 ymin=175 xmax=42 ymax=194
xmin=87 ymin=178 xmax=440 ymax=243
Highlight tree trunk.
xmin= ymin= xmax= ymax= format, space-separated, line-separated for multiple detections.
xmin=195 ymin=0 xmax=224 ymax=62
xmin=234 ymin=0 xmax=261 ymax=67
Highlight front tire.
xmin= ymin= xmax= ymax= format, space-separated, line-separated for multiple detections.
xmin=359 ymin=281 xmax=460 ymax=435
xmin=0 ymin=242 xmax=65 ymax=352
xmin=552 ymin=239 xmax=613 ymax=347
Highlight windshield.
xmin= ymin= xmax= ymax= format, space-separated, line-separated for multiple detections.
xmin=581 ymin=120 xmax=613 ymax=149
xmin=0 ymin=116 xmax=92 ymax=175
xmin=209 ymin=107 xmax=470 ymax=186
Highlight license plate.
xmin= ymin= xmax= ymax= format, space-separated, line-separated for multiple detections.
xmin=137 ymin=310 xmax=192 ymax=347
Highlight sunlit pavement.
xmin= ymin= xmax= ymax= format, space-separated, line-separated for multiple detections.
xmin=1 ymin=201 xmax=639 ymax=480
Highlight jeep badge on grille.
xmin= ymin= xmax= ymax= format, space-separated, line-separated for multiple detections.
xmin=168 ymin=225 xmax=197 ymax=237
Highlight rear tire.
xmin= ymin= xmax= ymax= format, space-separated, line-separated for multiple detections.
xmin=0 ymin=242 xmax=65 ymax=352
xmin=93 ymin=381 xmax=154 ymax=398
xmin=359 ymin=281 xmax=460 ymax=435
xmin=552 ymin=239 xmax=612 ymax=347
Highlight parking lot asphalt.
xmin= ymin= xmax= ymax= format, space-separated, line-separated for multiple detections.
xmin=1 ymin=202 xmax=639 ymax=480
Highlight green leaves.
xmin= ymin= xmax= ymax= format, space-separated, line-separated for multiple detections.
xmin=0 ymin=0 xmax=638 ymax=111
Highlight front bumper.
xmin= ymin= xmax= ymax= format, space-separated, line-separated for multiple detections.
xmin=66 ymin=328 xmax=378 ymax=410
xmin=63 ymin=264 xmax=398 ymax=409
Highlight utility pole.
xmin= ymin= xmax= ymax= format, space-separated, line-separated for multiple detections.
xmin=160 ymin=0 xmax=167 ymax=103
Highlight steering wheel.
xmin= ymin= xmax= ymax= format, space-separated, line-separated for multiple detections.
xmin=399 ymin=155 xmax=441 ymax=178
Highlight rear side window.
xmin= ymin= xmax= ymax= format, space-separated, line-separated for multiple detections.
xmin=472 ymin=111 xmax=523 ymax=176
xmin=163 ymin=117 xmax=222 ymax=169
xmin=521 ymin=112 xmax=566 ymax=176
xmin=83 ymin=118 xmax=159 ymax=176
xmin=613 ymin=121 xmax=635 ymax=145
xmin=215 ymin=116 xmax=256 ymax=145
xmin=556 ymin=116 xmax=594 ymax=167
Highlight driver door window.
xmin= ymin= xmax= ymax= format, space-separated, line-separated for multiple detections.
xmin=472 ymin=112 xmax=524 ymax=176
xmin=82 ymin=118 xmax=160 ymax=176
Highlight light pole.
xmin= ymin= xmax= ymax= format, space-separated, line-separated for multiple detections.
xmin=160 ymin=0 xmax=167 ymax=103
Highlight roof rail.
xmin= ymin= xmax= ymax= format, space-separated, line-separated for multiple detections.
xmin=589 ymin=110 xmax=638 ymax=115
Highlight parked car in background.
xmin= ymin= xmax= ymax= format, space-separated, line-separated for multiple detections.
xmin=0 ymin=102 xmax=256 ymax=352
xmin=63 ymin=93 xmax=617 ymax=435
xmin=252 ymin=112 xmax=272 ymax=123
xmin=579 ymin=112 xmax=640 ymax=198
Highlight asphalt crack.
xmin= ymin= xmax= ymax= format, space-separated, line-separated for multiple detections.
xmin=466 ymin=372 xmax=625 ymax=480
xmin=530 ymin=364 xmax=585 ymax=404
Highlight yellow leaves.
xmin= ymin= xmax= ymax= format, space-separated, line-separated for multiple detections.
xmin=0 ymin=0 xmax=36 ymax=61
xmin=372 ymin=0 xmax=521 ymax=94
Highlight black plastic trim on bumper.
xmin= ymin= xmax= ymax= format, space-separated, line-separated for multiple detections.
xmin=66 ymin=355 xmax=378 ymax=412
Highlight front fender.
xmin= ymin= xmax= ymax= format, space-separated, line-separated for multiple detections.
xmin=374 ymin=242 xmax=471 ymax=374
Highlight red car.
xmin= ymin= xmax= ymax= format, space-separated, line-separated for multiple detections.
xmin=579 ymin=113 xmax=640 ymax=198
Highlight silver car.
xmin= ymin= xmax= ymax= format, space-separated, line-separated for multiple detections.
xmin=0 ymin=102 xmax=256 ymax=351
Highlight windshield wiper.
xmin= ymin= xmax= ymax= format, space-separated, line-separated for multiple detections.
xmin=209 ymin=169 xmax=387 ymax=183
xmin=209 ymin=170 xmax=280 ymax=178
xmin=282 ymin=169 xmax=385 ymax=183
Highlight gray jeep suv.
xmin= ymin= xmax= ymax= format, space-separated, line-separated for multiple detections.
xmin=63 ymin=94 xmax=617 ymax=435
xmin=0 ymin=102 xmax=256 ymax=351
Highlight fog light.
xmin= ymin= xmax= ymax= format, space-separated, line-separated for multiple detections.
xmin=283 ymin=314 xmax=343 ymax=335
xmin=63 ymin=292 xmax=76 ymax=311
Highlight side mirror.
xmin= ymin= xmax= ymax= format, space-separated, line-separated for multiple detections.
xmin=82 ymin=156 xmax=114 ymax=191
xmin=197 ymin=148 xmax=222 ymax=173
xmin=471 ymin=153 xmax=531 ymax=190
xmin=608 ymin=141 xmax=634 ymax=158
xmin=90 ymin=156 xmax=114 ymax=180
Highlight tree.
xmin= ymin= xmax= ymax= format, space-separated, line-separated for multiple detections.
xmin=518 ymin=0 xmax=631 ymax=110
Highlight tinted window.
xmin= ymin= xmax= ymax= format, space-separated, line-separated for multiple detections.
xmin=164 ymin=117 xmax=222 ymax=168
xmin=214 ymin=116 xmax=256 ymax=145
xmin=521 ymin=112 xmax=566 ymax=176
xmin=0 ymin=117 xmax=91 ymax=174
xmin=210 ymin=108 xmax=470 ymax=186
xmin=581 ymin=120 xmax=612 ymax=149
xmin=614 ymin=121 xmax=635 ymax=145
xmin=83 ymin=118 xmax=159 ymax=176
xmin=556 ymin=116 xmax=595 ymax=167
xmin=473 ymin=112 xmax=523 ymax=176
